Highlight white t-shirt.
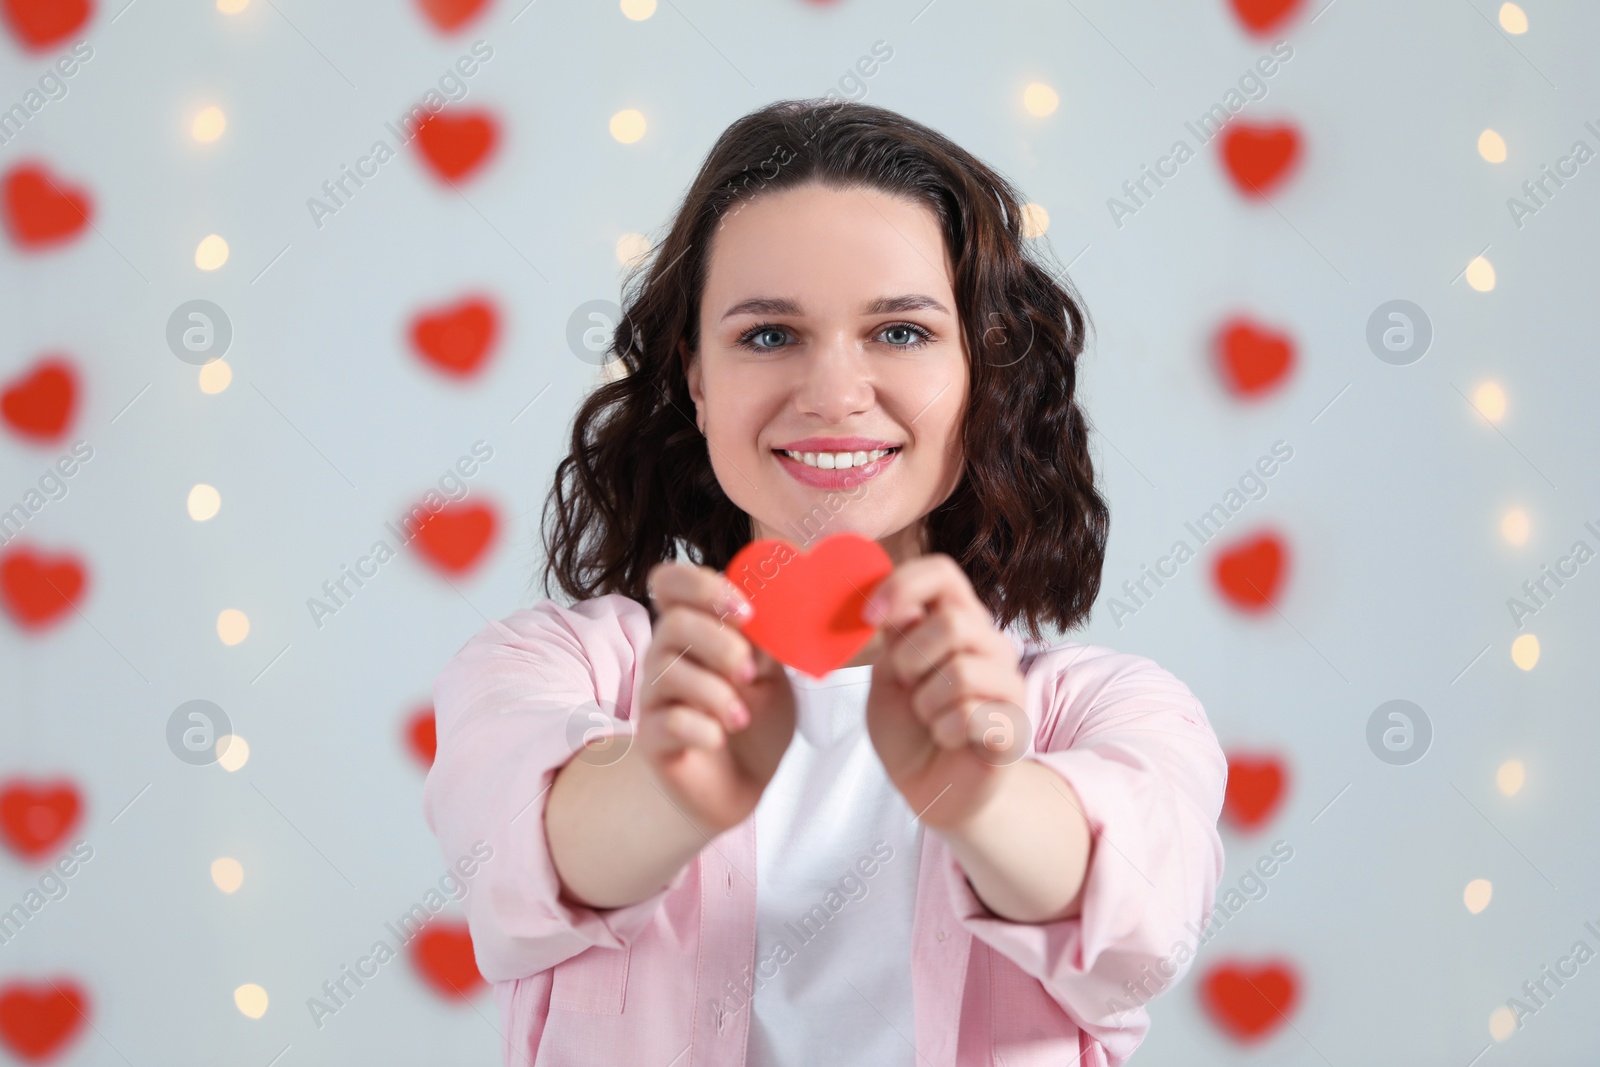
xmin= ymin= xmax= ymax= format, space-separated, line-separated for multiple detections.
xmin=744 ymin=662 xmax=924 ymax=1067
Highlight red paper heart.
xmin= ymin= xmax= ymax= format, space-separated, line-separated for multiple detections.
xmin=1215 ymin=319 xmax=1294 ymax=399
xmin=416 ymin=0 xmax=489 ymax=32
xmin=0 ymin=979 xmax=89 ymax=1062
xmin=414 ymin=111 xmax=498 ymax=183
xmin=1223 ymin=753 xmax=1288 ymax=831
xmin=2 ymin=162 xmax=93 ymax=249
xmin=405 ymin=705 xmax=436 ymax=767
xmin=1 ymin=0 xmax=92 ymax=52
xmin=1213 ymin=532 xmax=1287 ymax=612
xmin=726 ymin=532 xmax=894 ymax=679
xmin=1219 ymin=123 xmax=1301 ymax=198
xmin=1199 ymin=960 xmax=1299 ymax=1042
xmin=411 ymin=922 xmax=485 ymax=999
xmin=0 ymin=546 xmax=87 ymax=631
xmin=1229 ymin=0 xmax=1302 ymax=35
xmin=2 ymin=356 xmax=78 ymax=442
xmin=412 ymin=502 xmax=497 ymax=576
xmin=0 ymin=780 xmax=82 ymax=862
xmin=409 ymin=296 xmax=498 ymax=378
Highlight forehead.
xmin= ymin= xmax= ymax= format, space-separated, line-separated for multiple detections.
xmin=702 ymin=182 xmax=956 ymax=308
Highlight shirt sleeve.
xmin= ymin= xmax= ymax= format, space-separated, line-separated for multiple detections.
xmin=421 ymin=593 xmax=691 ymax=983
xmin=940 ymin=641 xmax=1227 ymax=1062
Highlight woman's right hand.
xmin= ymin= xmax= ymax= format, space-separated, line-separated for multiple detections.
xmin=636 ymin=561 xmax=796 ymax=837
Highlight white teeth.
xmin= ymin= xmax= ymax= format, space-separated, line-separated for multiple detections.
xmin=780 ymin=448 xmax=896 ymax=469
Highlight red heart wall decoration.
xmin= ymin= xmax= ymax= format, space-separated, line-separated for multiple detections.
xmin=1229 ymin=0 xmax=1303 ymax=35
xmin=0 ymin=779 xmax=82 ymax=862
xmin=2 ymin=357 xmax=78 ymax=442
xmin=412 ymin=501 xmax=497 ymax=576
xmin=1219 ymin=123 xmax=1301 ymax=198
xmin=409 ymin=296 xmax=498 ymax=378
xmin=416 ymin=0 xmax=490 ymax=32
xmin=410 ymin=922 xmax=485 ymax=999
xmin=725 ymin=532 xmax=894 ymax=679
xmin=1213 ymin=532 xmax=1287 ymax=612
xmin=1 ymin=0 xmax=92 ymax=52
xmin=1215 ymin=319 xmax=1295 ymax=399
xmin=2 ymin=163 xmax=93 ymax=250
xmin=0 ymin=546 xmax=88 ymax=631
xmin=1198 ymin=960 xmax=1299 ymax=1042
xmin=414 ymin=111 xmax=499 ymax=183
xmin=405 ymin=706 xmax=436 ymax=767
xmin=1222 ymin=753 xmax=1288 ymax=831
xmin=0 ymin=979 xmax=89 ymax=1062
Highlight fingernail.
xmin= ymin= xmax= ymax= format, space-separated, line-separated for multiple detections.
xmin=863 ymin=595 xmax=886 ymax=624
xmin=730 ymin=700 xmax=750 ymax=728
xmin=724 ymin=588 xmax=755 ymax=620
xmin=740 ymin=658 xmax=758 ymax=683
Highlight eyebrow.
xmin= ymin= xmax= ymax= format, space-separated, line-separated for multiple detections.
xmin=719 ymin=294 xmax=950 ymax=321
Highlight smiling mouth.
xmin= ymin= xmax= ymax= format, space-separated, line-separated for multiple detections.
xmin=772 ymin=446 xmax=901 ymax=470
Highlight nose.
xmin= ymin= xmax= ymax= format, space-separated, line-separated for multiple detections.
xmin=793 ymin=330 xmax=873 ymax=423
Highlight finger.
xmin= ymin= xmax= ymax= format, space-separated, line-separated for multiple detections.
xmin=650 ymin=705 xmax=726 ymax=753
xmin=885 ymin=601 xmax=1002 ymax=690
xmin=647 ymin=560 xmax=754 ymax=623
xmin=863 ymin=554 xmax=980 ymax=632
xmin=647 ymin=655 xmax=750 ymax=733
xmin=644 ymin=605 xmax=758 ymax=716
xmin=909 ymin=651 xmax=1018 ymax=729
xmin=930 ymin=698 xmax=1029 ymax=753
xmin=653 ymin=604 xmax=758 ymax=687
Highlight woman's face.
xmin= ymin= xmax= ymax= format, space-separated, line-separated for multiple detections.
xmin=687 ymin=181 xmax=968 ymax=564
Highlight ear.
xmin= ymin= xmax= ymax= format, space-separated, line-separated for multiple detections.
xmin=683 ymin=339 xmax=704 ymax=417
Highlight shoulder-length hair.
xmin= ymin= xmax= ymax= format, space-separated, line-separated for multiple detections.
xmin=537 ymin=98 xmax=1108 ymax=643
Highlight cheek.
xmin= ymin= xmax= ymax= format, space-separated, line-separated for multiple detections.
xmin=706 ymin=373 xmax=778 ymax=446
xmin=905 ymin=366 xmax=966 ymax=447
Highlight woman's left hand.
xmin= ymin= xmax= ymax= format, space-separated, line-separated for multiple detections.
xmin=862 ymin=554 xmax=1031 ymax=833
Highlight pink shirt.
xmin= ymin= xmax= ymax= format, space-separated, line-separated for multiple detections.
xmin=422 ymin=593 xmax=1227 ymax=1067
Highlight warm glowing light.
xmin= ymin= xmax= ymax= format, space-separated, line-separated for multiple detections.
xmin=609 ymin=109 xmax=647 ymax=144
xmin=1019 ymin=202 xmax=1050 ymax=239
xmin=1466 ymin=255 xmax=1496 ymax=292
xmin=195 ymin=234 xmax=229 ymax=271
xmin=188 ymin=484 xmax=221 ymax=521
xmin=1463 ymin=878 xmax=1493 ymax=914
xmin=217 ymin=608 xmax=250 ymax=645
xmin=211 ymin=857 xmax=244 ymax=893
xmin=217 ymin=735 xmax=250 ymax=772
xmin=620 ymin=0 xmax=656 ymax=18
xmin=1489 ymin=1005 xmax=1517 ymax=1041
xmin=234 ymin=984 xmax=268 ymax=1018
xmin=1498 ymin=3 xmax=1528 ymax=34
xmin=1023 ymin=83 xmax=1059 ymax=117
xmin=199 ymin=360 xmax=232 ymax=394
xmin=1473 ymin=382 xmax=1507 ymax=422
xmin=1477 ymin=129 xmax=1507 ymax=163
xmin=615 ymin=232 xmax=651 ymax=267
xmin=1500 ymin=507 xmax=1529 ymax=546
xmin=192 ymin=106 xmax=226 ymax=143
xmin=217 ymin=0 xmax=250 ymax=11
xmin=1497 ymin=759 xmax=1526 ymax=796
xmin=1511 ymin=633 xmax=1540 ymax=671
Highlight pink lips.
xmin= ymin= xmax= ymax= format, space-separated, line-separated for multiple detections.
xmin=774 ymin=447 xmax=898 ymax=490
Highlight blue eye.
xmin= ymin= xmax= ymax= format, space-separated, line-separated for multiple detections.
xmin=879 ymin=322 xmax=932 ymax=348
xmin=736 ymin=323 xmax=790 ymax=351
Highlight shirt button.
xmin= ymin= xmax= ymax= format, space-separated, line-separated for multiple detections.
xmin=937 ymin=930 xmax=948 ymax=941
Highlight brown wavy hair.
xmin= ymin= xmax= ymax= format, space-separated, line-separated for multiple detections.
xmin=536 ymin=98 xmax=1108 ymax=643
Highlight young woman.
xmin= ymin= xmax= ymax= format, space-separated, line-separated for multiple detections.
xmin=423 ymin=99 xmax=1227 ymax=1067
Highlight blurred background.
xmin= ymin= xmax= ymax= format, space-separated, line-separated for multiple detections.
xmin=1 ymin=0 xmax=1597 ymax=1063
